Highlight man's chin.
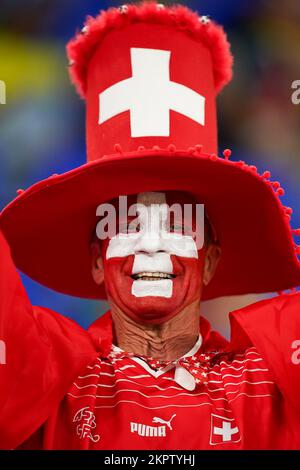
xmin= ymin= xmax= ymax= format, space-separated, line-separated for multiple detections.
xmin=122 ymin=298 xmax=181 ymax=325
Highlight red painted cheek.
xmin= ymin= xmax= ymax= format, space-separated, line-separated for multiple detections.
xmin=170 ymin=253 xmax=205 ymax=304
xmin=100 ymin=241 xmax=206 ymax=324
xmin=102 ymin=255 xmax=135 ymax=299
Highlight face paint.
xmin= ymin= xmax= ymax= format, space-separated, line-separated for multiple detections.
xmin=131 ymin=252 xmax=173 ymax=298
xmin=100 ymin=191 xmax=207 ymax=325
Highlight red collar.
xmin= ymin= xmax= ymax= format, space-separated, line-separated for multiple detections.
xmin=88 ymin=311 xmax=229 ymax=357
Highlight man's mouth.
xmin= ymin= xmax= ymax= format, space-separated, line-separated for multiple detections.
xmin=131 ymin=272 xmax=176 ymax=281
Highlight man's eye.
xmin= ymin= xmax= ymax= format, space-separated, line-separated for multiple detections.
xmin=118 ymin=221 xmax=141 ymax=234
xmin=169 ymin=224 xmax=184 ymax=233
xmin=118 ymin=220 xmax=141 ymax=234
xmin=127 ymin=222 xmax=141 ymax=233
xmin=168 ymin=224 xmax=196 ymax=237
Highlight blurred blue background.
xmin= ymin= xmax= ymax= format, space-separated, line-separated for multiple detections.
xmin=0 ymin=0 xmax=299 ymax=331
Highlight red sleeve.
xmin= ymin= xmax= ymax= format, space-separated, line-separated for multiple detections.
xmin=230 ymin=292 xmax=300 ymax=416
xmin=0 ymin=230 xmax=98 ymax=449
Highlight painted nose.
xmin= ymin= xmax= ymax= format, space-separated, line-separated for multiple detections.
xmin=134 ymin=232 xmax=165 ymax=255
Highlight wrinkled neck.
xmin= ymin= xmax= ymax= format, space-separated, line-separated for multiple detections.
xmin=110 ymin=299 xmax=201 ymax=361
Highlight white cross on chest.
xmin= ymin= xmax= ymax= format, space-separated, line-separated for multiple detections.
xmin=99 ymin=47 xmax=205 ymax=137
xmin=213 ymin=420 xmax=239 ymax=442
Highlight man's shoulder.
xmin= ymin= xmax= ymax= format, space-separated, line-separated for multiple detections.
xmin=229 ymin=292 xmax=300 ymax=347
xmin=33 ymin=305 xmax=85 ymax=332
xmin=230 ymin=291 xmax=300 ymax=319
xmin=32 ymin=305 xmax=98 ymax=352
xmin=228 ymin=292 xmax=300 ymax=415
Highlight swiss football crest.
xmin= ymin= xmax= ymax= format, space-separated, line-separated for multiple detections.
xmin=73 ymin=407 xmax=100 ymax=443
xmin=210 ymin=413 xmax=240 ymax=446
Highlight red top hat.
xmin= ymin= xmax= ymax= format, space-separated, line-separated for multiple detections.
xmin=1 ymin=2 xmax=300 ymax=301
xmin=70 ymin=2 xmax=232 ymax=159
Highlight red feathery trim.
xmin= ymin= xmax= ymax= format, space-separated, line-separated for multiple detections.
xmin=67 ymin=1 xmax=233 ymax=98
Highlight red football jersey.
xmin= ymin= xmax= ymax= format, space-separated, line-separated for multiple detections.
xmin=1 ymin=231 xmax=300 ymax=450
xmin=41 ymin=343 xmax=294 ymax=449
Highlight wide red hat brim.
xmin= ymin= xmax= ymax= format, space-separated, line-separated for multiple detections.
xmin=1 ymin=148 xmax=300 ymax=300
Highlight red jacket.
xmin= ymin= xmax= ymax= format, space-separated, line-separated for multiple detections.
xmin=1 ymin=231 xmax=300 ymax=450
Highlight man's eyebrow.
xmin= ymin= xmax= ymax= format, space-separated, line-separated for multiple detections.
xmin=118 ymin=215 xmax=137 ymax=222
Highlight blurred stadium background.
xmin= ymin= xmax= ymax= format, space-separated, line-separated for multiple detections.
xmin=0 ymin=0 xmax=299 ymax=336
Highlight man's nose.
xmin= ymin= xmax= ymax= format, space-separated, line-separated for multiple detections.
xmin=134 ymin=231 xmax=165 ymax=255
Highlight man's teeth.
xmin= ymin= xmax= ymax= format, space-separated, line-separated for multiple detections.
xmin=132 ymin=272 xmax=174 ymax=281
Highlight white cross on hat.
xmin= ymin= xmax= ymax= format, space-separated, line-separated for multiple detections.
xmin=99 ymin=48 xmax=205 ymax=137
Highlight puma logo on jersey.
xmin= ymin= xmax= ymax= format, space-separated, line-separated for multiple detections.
xmin=152 ymin=414 xmax=176 ymax=430
xmin=130 ymin=414 xmax=176 ymax=437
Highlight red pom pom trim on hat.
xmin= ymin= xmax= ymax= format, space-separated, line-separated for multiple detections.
xmin=67 ymin=1 xmax=233 ymax=98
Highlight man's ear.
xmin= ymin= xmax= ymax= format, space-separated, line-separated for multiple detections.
xmin=90 ymin=241 xmax=104 ymax=285
xmin=203 ymin=243 xmax=221 ymax=286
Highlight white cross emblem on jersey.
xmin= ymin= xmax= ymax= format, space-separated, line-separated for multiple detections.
xmin=213 ymin=421 xmax=239 ymax=442
xmin=99 ymin=47 xmax=205 ymax=137
xmin=210 ymin=413 xmax=240 ymax=445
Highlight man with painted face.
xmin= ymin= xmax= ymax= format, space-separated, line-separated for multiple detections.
xmin=1 ymin=2 xmax=300 ymax=450
xmin=91 ymin=191 xmax=220 ymax=364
